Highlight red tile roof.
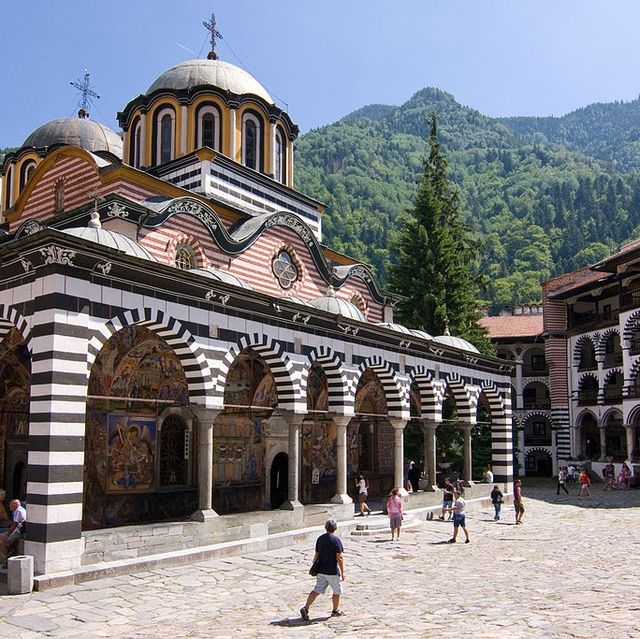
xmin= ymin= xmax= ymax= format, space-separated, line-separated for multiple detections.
xmin=479 ymin=314 xmax=544 ymax=339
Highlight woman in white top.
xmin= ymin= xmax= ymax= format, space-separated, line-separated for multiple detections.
xmin=355 ymin=473 xmax=372 ymax=516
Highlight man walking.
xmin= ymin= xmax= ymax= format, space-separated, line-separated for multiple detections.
xmin=446 ymin=490 xmax=470 ymax=543
xmin=556 ymin=467 xmax=569 ymax=495
xmin=301 ymin=519 xmax=346 ymax=621
xmin=514 ymin=479 xmax=525 ymax=524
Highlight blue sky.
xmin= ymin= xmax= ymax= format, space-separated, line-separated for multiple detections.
xmin=2 ymin=1 xmax=640 ymax=147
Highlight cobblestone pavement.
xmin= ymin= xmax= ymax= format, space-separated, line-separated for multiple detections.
xmin=1 ymin=482 xmax=639 ymax=638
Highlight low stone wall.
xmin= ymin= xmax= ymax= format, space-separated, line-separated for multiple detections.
xmin=81 ymin=502 xmax=353 ymax=565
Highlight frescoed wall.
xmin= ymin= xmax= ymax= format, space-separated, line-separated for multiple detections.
xmin=301 ymin=419 xmax=336 ymax=503
xmin=83 ymin=326 xmax=195 ymax=528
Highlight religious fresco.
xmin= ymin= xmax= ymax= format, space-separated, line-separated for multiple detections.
xmin=83 ymin=326 xmax=192 ymax=529
xmin=301 ymin=418 xmax=336 ymax=503
xmin=307 ymin=364 xmax=329 ymax=412
xmin=107 ymin=415 xmax=156 ymax=491
xmin=354 ymin=368 xmax=387 ymax=416
xmin=224 ymin=351 xmax=277 ymax=409
xmin=0 ymin=329 xmax=31 ymax=491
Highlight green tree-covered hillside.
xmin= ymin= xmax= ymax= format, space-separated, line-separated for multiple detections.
xmin=295 ymin=88 xmax=640 ymax=311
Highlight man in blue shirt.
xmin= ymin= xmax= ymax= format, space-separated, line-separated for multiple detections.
xmin=300 ymin=519 xmax=346 ymax=621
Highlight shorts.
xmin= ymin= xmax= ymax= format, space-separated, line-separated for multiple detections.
xmin=389 ymin=515 xmax=402 ymax=531
xmin=313 ymin=573 xmax=343 ymax=595
xmin=442 ymin=499 xmax=453 ymax=509
xmin=514 ymin=500 xmax=525 ymax=514
xmin=452 ymin=514 xmax=466 ymax=528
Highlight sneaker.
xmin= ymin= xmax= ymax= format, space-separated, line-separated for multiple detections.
xmin=300 ymin=607 xmax=310 ymax=622
xmin=448 ymin=538 xmax=456 ymax=543
xmin=331 ymin=610 xmax=344 ymax=617
xmin=465 ymin=539 xmax=470 ymax=544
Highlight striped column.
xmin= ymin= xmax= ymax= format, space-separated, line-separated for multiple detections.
xmin=25 ymin=307 xmax=88 ymax=575
xmin=490 ymin=397 xmax=514 ymax=486
xmin=552 ymin=406 xmax=571 ymax=460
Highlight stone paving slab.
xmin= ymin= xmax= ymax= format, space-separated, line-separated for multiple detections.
xmin=1 ymin=483 xmax=640 ymax=637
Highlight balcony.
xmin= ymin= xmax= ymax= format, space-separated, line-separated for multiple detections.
xmin=523 ymin=366 xmax=549 ymax=377
xmin=620 ymin=291 xmax=640 ymax=310
xmin=603 ymin=353 xmax=623 ymax=368
xmin=524 ymin=436 xmax=552 ymax=447
xmin=568 ymin=310 xmax=619 ymax=330
xmin=523 ymin=398 xmax=551 ymax=410
xmin=630 ymin=340 xmax=640 ymax=356
xmin=603 ymin=386 xmax=623 ymax=404
xmin=577 ymin=389 xmax=598 ymax=406
xmin=578 ymin=359 xmax=598 ymax=372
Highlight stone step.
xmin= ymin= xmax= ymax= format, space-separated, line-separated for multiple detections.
xmin=351 ymin=516 xmax=422 ymax=536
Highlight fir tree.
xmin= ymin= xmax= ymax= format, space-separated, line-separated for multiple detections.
xmin=389 ymin=113 xmax=492 ymax=353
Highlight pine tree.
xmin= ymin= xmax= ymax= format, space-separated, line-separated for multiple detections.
xmin=389 ymin=113 xmax=492 ymax=353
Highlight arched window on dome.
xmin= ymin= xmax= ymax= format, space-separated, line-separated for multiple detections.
xmin=19 ymin=161 xmax=36 ymax=192
xmin=53 ymin=178 xmax=65 ymax=213
xmin=275 ymin=127 xmax=285 ymax=183
xmin=4 ymin=166 xmax=13 ymax=209
xmin=242 ymin=112 xmax=262 ymax=171
xmin=130 ymin=117 xmax=142 ymax=168
xmin=154 ymin=107 xmax=175 ymax=165
xmin=196 ymin=104 xmax=221 ymax=151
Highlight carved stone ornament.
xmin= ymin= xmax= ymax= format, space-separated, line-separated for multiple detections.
xmin=167 ymin=200 xmax=218 ymax=230
xmin=205 ymin=290 xmax=230 ymax=306
xmin=348 ymin=265 xmax=373 ymax=283
xmin=106 ymin=202 xmax=129 ymax=219
xmin=292 ymin=312 xmax=311 ymax=324
xmin=39 ymin=245 xmax=76 ymax=266
xmin=95 ymin=262 xmax=112 ymax=275
xmin=19 ymin=257 xmax=34 ymax=272
xmin=22 ymin=219 xmax=45 ymax=236
xmin=265 ymin=214 xmax=314 ymax=247
xmin=337 ymin=323 xmax=359 ymax=336
xmin=399 ymin=339 xmax=412 ymax=349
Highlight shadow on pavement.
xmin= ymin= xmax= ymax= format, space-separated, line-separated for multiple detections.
xmin=271 ymin=616 xmax=331 ymax=627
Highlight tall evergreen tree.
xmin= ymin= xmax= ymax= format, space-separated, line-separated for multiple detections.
xmin=389 ymin=113 xmax=492 ymax=353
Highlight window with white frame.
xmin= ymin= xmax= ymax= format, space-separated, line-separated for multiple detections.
xmin=197 ymin=105 xmax=220 ymax=151
xmin=242 ymin=112 xmax=261 ymax=171
xmin=155 ymin=107 xmax=175 ymax=165
xmin=275 ymin=128 xmax=285 ymax=182
xmin=272 ymin=249 xmax=298 ymax=289
xmin=20 ymin=161 xmax=36 ymax=190
xmin=131 ymin=118 xmax=142 ymax=167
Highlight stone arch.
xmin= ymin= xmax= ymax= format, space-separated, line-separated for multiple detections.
xmin=524 ymin=448 xmax=553 ymax=477
xmin=521 ymin=410 xmax=551 ymax=427
xmin=522 ymin=377 xmax=550 ymax=391
xmin=576 ymin=408 xmax=598 ymax=427
xmin=479 ymin=381 xmax=514 ymax=483
xmin=443 ymin=372 xmax=476 ymax=422
xmin=577 ymin=372 xmax=598 ymax=389
xmin=353 ymin=355 xmax=408 ymax=419
xmin=300 ymin=346 xmax=351 ymax=414
xmin=603 ymin=368 xmax=623 ymax=385
xmin=0 ymin=304 xmax=31 ymax=351
xmin=602 ymin=407 xmax=623 ymax=424
xmin=408 ymin=365 xmax=445 ymax=421
xmin=574 ymin=334 xmax=597 ymax=365
xmin=218 ymin=333 xmax=299 ymax=411
xmin=87 ymin=308 xmax=215 ymax=405
xmin=623 ymin=308 xmax=640 ymax=348
xmin=627 ymin=404 xmax=640 ymax=425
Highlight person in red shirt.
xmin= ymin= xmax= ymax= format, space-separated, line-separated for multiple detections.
xmin=578 ymin=470 xmax=591 ymax=499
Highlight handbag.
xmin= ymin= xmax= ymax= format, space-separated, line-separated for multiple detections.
xmin=309 ymin=559 xmax=320 ymax=577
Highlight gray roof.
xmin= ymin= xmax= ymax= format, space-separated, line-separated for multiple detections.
xmin=376 ymin=323 xmax=434 ymax=340
xmin=61 ymin=227 xmax=156 ymax=261
xmin=432 ymin=334 xmax=480 ymax=353
xmin=308 ymin=294 xmax=366 ymax=322
xmin=147 ymin=59 xmax=273 ymax=103
xmin=189 ymin=267 xmax=252 ymax=289
xmin=23 ymin=118 xmax=123 ymax=158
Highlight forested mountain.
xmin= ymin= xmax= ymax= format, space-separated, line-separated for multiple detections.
xmin=295 ymin=88 xmax=640 ymax=311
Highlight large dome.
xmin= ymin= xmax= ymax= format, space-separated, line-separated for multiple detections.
xmin=432 ymin=334 xmax=480 ymax=354
xmin=23 ymin=118 xmax=123 ymax=158
xmin=147 ymin=59 xmax=273 ymax=103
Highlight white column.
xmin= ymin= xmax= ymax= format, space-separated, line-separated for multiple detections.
xmin=191 ymin=408 xmax=220 ymax=521
xmin=599 ymin=424 xmax=607 ymax=461
xmin=391 ymin=419 xmax=409 ymax=496
xmin=625 ymin=425 xmax=635 ymax=461
xmin=514 ymin=356 xmax=523 ymax=410
xmin=281 ymin=411 xmax=304 ymax=510
xmin=331 ymin=415 xmax=352 ymax=504
xmin=462 ymin=423 xmax=474 ymax=485
xmin=421 ymin=420 xmax=439 ymax=491
xmin=229 ymin=109 xmax=237 ymax=160
xmin=517 ymin=426 xmax=526 ymax=476
xmin=181 ymin=105 xmax=188 ymax=155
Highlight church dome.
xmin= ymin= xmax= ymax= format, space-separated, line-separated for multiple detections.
xmin=23 ymin=118 xmax=123 ymax=158
xmin=61 ymin=227 xmax=156 ymax=261
xmin=432 ymin=334 xmax=480 ymax=353
xmin=308 ymin=287 xmax=366 ymax=322
xmin=188 ymin=267 xmax=252 ymax=289
xmin=146 ymin=59 xmax=273 ymax=103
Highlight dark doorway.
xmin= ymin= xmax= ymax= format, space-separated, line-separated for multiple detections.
xmin=270 ymin=452 xmax=288 ymax=509
xmin=5 ymin=442 xmax=28 ymax=501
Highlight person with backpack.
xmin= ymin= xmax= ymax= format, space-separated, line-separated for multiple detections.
xmin=490 ymin=484 xmax=504 ymax=520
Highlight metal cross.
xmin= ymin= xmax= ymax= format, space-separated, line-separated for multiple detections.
xmin=70 ymin=70 xmax=100 ymax=117
xmin=202 ymin=12 xmax=223 ymax=58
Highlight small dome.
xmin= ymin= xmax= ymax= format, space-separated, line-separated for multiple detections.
xmin=188 ymin=267 xmax=252 ymax=289
xmin=410 ymin=329 xmax=434 ymax=340
xmin=432 ymin=334 xmax=480 ymax=353
xmin=147 ymin=59 xmax=273 ymax=103
xmin=60 ymin=227 xmax=156 ymax=261
xmin=281 ymin=295 xmax=311 ymax=306
xmin=377 ymin=323 xmax=433 ymax=340
xmin=23 ymin=118 xmax=123 ymax=158
xmin=308 ymin=287 xmax=365 ymax=322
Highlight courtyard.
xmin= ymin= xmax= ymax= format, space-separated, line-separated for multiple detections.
xmin=0 ymin=481 xmax=638 ymax=638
